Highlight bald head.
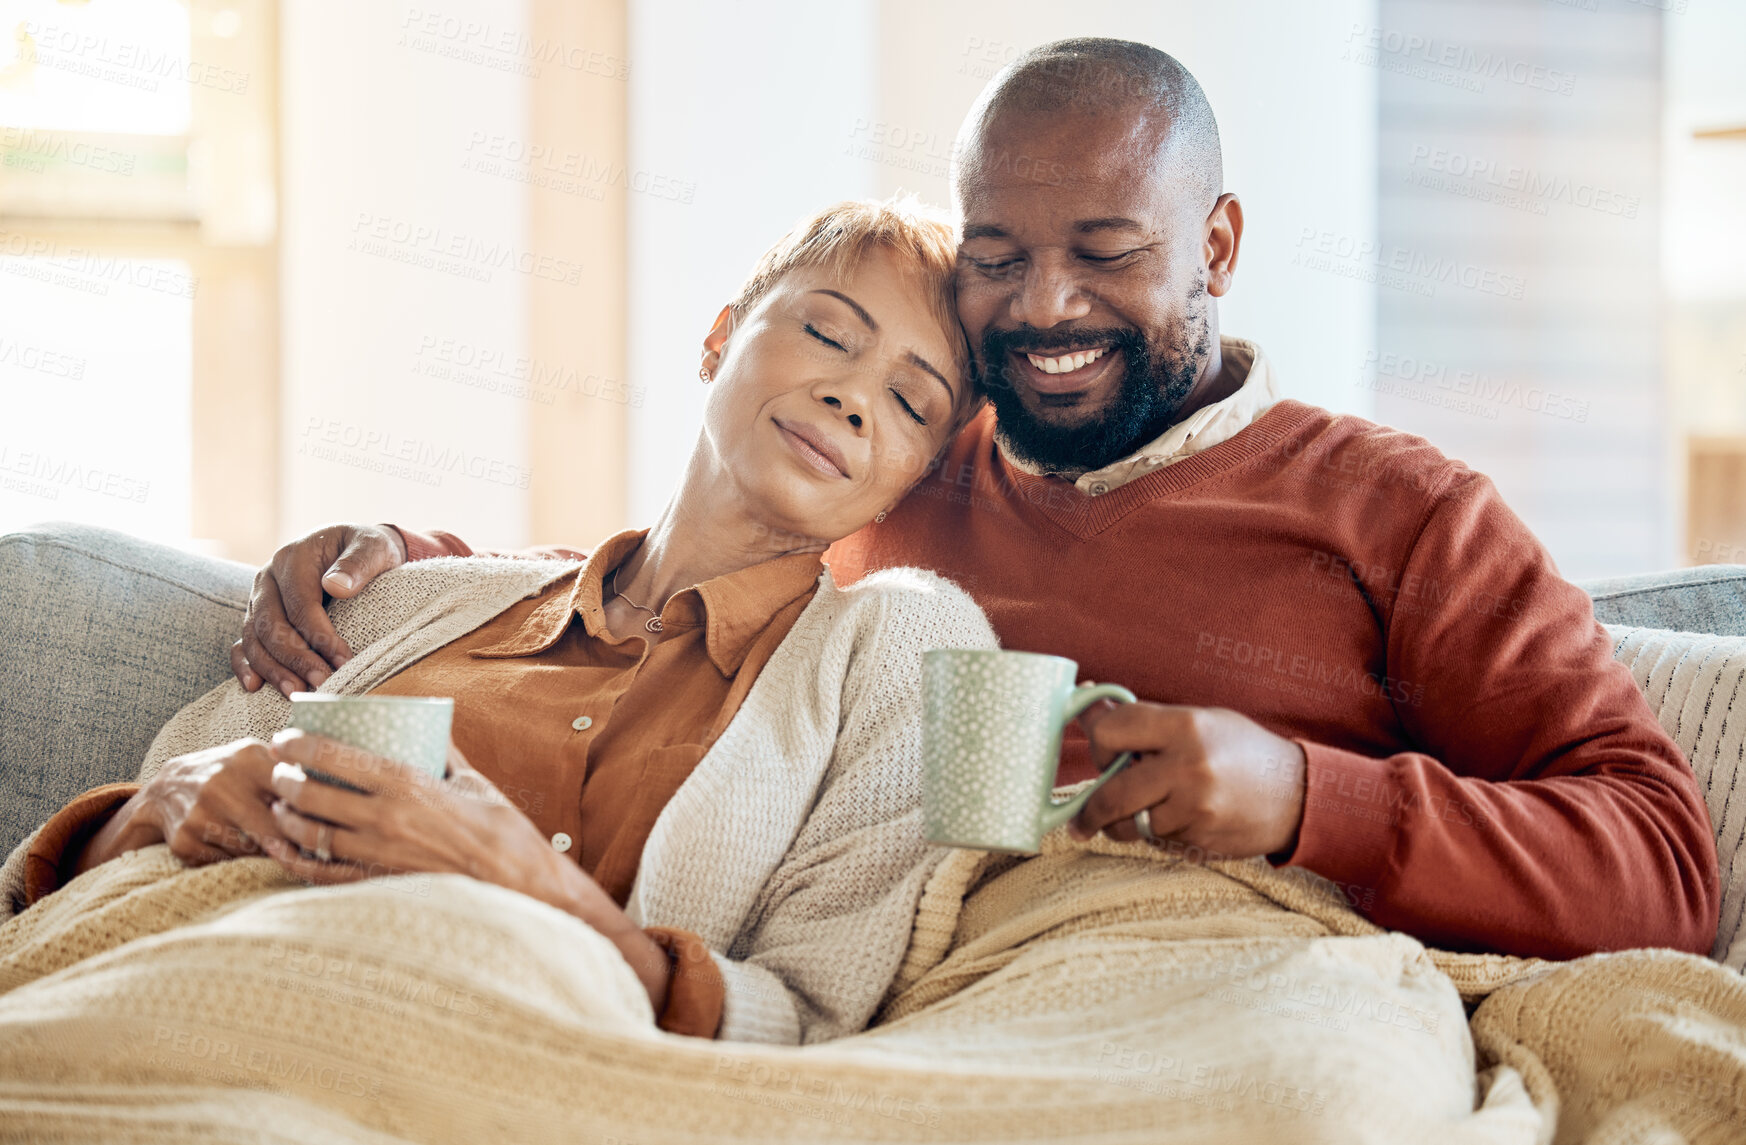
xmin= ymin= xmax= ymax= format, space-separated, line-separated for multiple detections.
xmin=955 ymin=38 xmax=1223 ymax=214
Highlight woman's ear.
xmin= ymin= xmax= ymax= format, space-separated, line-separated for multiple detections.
xmin=700 ymin=304 xmax=734 ymax=381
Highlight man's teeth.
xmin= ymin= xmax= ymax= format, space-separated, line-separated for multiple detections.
xmin=1025 ymin=347 xmax=1107 ymax=375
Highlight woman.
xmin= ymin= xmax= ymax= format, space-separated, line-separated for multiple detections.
xmin=2 ymin=196 xmax=997 ymax=1045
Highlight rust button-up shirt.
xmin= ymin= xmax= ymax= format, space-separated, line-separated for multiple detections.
xmin=25 ymin=528 xmax=825 ymax=1039
xmin=369 ymin=528 xmax=824 ymax=907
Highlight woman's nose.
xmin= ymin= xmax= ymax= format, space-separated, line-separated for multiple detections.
xmin=820 ymin=394 xmax=863 ymax=430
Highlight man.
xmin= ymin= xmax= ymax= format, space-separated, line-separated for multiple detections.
xmin=231 ymin=39 xmax=1717 ymax=962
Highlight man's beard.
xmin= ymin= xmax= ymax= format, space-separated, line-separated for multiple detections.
xmin=980 ymin=292 xmax=1212 ymax=476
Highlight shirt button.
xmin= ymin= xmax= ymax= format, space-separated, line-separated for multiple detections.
xmin=1089 ymin=481 xmax=1109 ymax=496
xmin=551 ymin=832 xmax=572 ymax=853
xmin=571 ymin=716 xmax=593 ymax=731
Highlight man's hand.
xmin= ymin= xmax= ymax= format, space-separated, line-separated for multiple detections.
xmin=231 ymin=524 xmax=408 ymax=696
xmin=1068 ymin=701 xmax=1308 ymax=860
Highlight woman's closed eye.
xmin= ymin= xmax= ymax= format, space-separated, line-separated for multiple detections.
xmin=804 ymin=323 xmax=846 ymax=351
xmin=891 ymin=387 xmax=926 ymax=426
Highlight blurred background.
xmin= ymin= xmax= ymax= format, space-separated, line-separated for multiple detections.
xmin=0 ymin=0 xmax=1741 ymax=578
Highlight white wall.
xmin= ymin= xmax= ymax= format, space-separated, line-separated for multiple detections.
xmin=625 ymin=1 xmax=880 ymax=525
xmin=280 ymin=0 xmax=530 ymax=548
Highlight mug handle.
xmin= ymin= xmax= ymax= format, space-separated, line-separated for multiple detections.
xmin=1038 ymin=682 xmax=1139 ymax=835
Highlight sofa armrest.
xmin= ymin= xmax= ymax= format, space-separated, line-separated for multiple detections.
xmin=0 ymin=522 xmax=253 ymax=858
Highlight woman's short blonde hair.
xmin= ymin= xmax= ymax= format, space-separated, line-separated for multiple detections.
xmin=730 ymin=195 xmax=979 ymax=425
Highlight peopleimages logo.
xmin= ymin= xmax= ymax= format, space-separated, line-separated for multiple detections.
xmin=348 ymin=212 xmax=583 ymax=287
xmin=1193 ymin=630 xmax=1427 ymax=708
xmin=298 ymin=417 xmax=531 ymax=490
xmin=0 ymin=231 xmax=198 ymax=299
xmin=1294 ymin=229 xmax=1526 ymax=300
xmin=1406 ymin=146 xmax=1639 ymax=219
xmin=0 ymin=445 xmax=149 ymax=503
xmin=1359 ymin=350 xmax=1590 ymax=423
xmin=398 ymin=8 xmax=629 ymax=80
xmin=147 ymin=1026 xmax=380 ymax=1099
xmin=0 ymin=128 xmax=136 ymax=176
xmin=412 ymin=335 xmax=646 ymax=408
xmin=0 ymin=337 xmax=86 ymax=380
xmin=1342 ymin=24 xmax=1576 ymax=96
xmin=23 ymin=22 xmax=250 ymax=93
xmin=461 ymin=132 xmax=695 ymax=204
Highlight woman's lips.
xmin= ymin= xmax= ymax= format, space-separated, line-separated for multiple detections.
xmin=774 ymin=418 xmax=850 ymax=479
xmin=1006 ymin=346 xmax=1117 ymax=395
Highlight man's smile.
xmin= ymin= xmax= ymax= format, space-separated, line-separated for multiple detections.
xmin=1005 ymin=344 xmax=1121 ymax=397
xmin=1025 ymin=347 xmax=1108 ymax=375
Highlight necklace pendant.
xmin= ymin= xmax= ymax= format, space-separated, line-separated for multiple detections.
xmin=645 ymin=616 xmax=664 ymax=634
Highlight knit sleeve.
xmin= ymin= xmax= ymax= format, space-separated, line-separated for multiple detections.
xmin=389 ymin=526 xmax=588 ymax=563
xmin=712 ymin=572 xmax=999 ymax=1045
xmin=1282 ymin=469 xmax=1718 ymax=961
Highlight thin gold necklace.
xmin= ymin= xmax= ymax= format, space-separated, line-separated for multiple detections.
xmin=609 ymin=567 xmax=665 ymax=633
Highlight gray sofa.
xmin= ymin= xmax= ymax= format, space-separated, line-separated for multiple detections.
xmin=3 ymin=520 xmax=1746 ymax=861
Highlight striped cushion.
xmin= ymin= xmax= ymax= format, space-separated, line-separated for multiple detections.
xmin=1608 ymin=625 xmax=1746 ymax=968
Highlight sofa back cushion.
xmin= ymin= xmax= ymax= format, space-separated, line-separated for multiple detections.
xmin=1585 ymin=565 xmax=1746 ymax=637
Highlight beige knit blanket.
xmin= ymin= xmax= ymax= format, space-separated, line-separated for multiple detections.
xmin=3 ymin=824 xmax=1743 ymax=1142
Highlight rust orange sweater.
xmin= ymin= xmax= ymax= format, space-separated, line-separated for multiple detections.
xmin=404 ymin=400 xmax=1718 ymax=962
xmin=825 ymin=401 xmax=1718 ymax=962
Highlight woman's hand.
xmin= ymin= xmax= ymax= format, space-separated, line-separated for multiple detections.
xmin=260 ymin=730 xmax=672 ymax=1011
xmin=76 ymin=738 xmax=290 ymax=876
xmin=262 ymin=730 xmax=582 ymax=901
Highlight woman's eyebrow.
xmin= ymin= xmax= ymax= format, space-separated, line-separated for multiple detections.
xmin=904 ymin=351 xmax=954 ymax=401
xmin=810 ymin=289 xmax=878 ymax=332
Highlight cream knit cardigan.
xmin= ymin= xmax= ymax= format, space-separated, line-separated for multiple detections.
xmin=0 ymin=556 xmax=999 ymax=1046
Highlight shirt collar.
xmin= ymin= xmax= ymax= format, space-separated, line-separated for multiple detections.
xmin=472 ymin=527 xmax=823 ymax=676
xmin=688 ymin=549 xmax=826 ymax=674
xmin=998 ymin=336 xmax=1278 ymax=493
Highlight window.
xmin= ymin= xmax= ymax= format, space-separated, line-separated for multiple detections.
xmin=0 ymin=0 xmax=277 ymax=559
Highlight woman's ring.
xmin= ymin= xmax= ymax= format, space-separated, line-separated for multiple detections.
xmin=1133 ymin=807 xmax=1157 ymax=843
xmin=314 ymin=824 xmax=333 ymax=864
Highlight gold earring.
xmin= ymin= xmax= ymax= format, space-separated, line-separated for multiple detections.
xmin=874 ymin=510 xmax=888 ymax=524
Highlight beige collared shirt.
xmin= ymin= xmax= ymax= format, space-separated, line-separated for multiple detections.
xmin=999 ymin=336 xmax=1278 ymax=495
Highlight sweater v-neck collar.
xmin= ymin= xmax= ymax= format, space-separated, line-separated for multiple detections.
xmin=993 ymin=400 xmax=1322 ymax=540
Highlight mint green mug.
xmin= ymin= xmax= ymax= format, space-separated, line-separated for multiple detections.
xmin=287 ymin=694 xmax=453 ymax=784
xmin=922 ymin=649 xmax=1136 ymax=854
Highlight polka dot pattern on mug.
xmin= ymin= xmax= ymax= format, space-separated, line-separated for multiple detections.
xmin=288 ymin=696 xmax=453 ymax=779
xmin=922 ymin=651 xmax=1074 ymax=854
